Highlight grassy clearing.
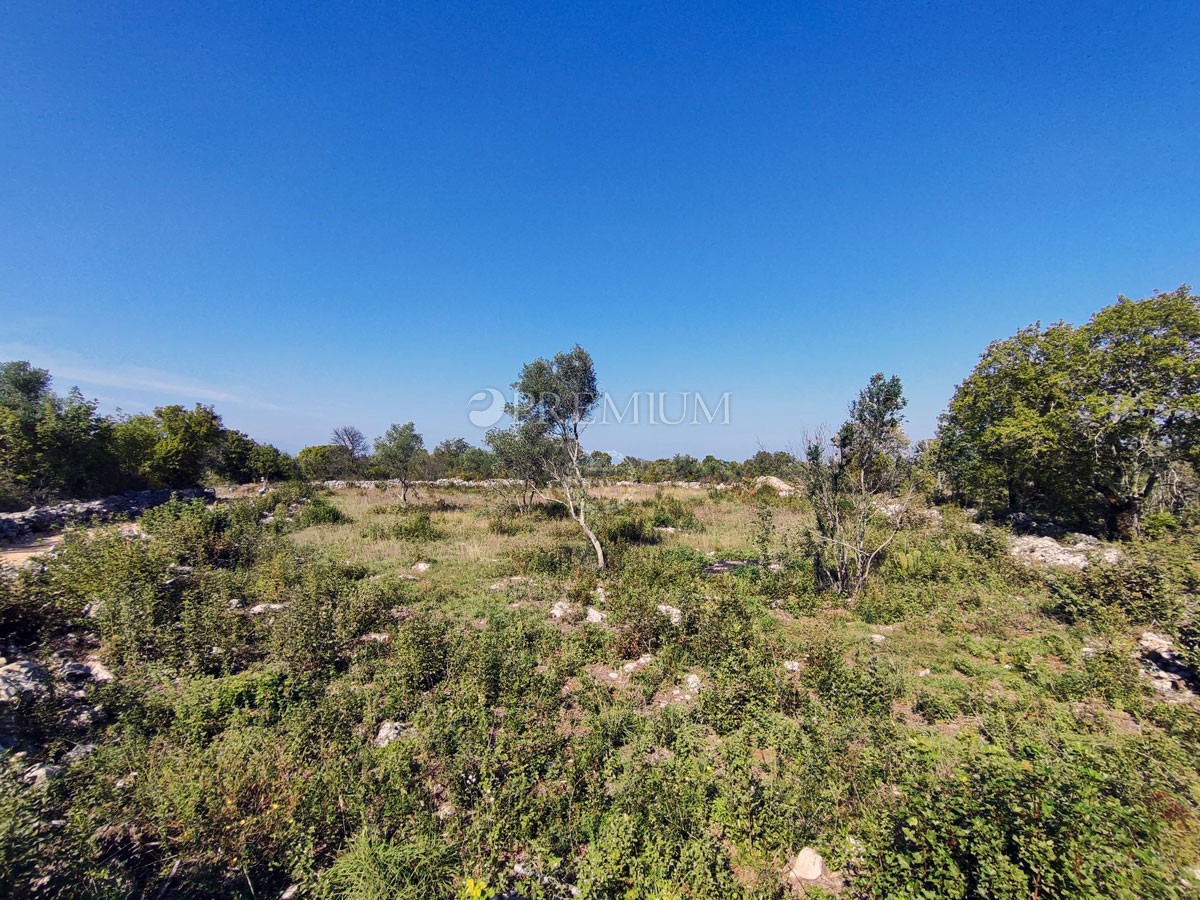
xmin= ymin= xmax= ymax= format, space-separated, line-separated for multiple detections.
xmin=1 ymin=483 xmax=1198 ymax=898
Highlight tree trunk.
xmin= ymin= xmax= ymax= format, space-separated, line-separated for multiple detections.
xmin=578 ymin=515 xmax=606 ymax=570
xmin=1100 ymin=497 xmax=1140 ymax=540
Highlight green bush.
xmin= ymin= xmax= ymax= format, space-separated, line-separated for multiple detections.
xmin=598 ymin=509 xmax=655 ymax=547
xmin=1141 ymin=510 xmax=1179 ymax=540
xmin=868 ymin=741 xmax=1192 ymax=899
xmin=315 ymin=829 xmax=456 ymax=900
xmin=270 ymin=562 xmax=389 ymax=675
xmin=296 ymin=496 xmax=347 ymax=527
xmin=510 ymin=543 xmax=592 ymax=577
xmin=1051 ymin=552 xmax=1182 ymax=627
xmin=362 ymin=509 xmax=443 ymax=543
xmin=644 ymin=490 xmax=704 ymax=531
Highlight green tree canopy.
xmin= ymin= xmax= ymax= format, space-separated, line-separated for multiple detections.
xmin=373 ymin=422 xmax=426 ymax=500
xmin=937 ymin=286 xmax=1200 ymax=536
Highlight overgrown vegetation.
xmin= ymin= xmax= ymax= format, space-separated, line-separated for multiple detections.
xmin=2 ymin=287 xmax=1200 ymax=897
xmin=2 ymin=475 xmax=1198 ymax=898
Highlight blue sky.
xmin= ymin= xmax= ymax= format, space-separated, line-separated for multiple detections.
xmin=2 ymin=1 xmax=1196 ymax=459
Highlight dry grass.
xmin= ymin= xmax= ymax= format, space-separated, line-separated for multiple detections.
xmin=293 ymin=483 xmax=814 ymax=580
xmin=291 ymin=484 xmax=580 ymax=599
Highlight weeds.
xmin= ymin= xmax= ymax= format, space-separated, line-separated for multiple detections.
xmin=1 ymin=483 xmax=1198 ymax=898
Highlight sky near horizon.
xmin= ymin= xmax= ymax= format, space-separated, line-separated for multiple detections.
xmin=2 ymin=1 xmax=1197 ymax=460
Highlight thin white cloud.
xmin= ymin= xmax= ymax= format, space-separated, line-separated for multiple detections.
xmin=0 ymin=343 xmax=272 ymax=408
xmin=54 ymin=363 xmax=244 ymax=403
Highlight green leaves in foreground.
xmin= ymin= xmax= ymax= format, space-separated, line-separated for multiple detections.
xmin=868 ymin=740 xmax=1194 ymax=900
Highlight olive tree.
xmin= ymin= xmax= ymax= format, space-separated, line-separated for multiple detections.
xmin=502 ymin=345 xmax=606 ymax=569
xmin=374 ymin=422 xmax=425 ymax=502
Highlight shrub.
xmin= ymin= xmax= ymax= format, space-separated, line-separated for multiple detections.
xmin=868 ymin=741 xmax=1192 ymax=899
xmin=296 ymin=497 xmax=347 ymax=527
xmin=1141 ymin=510 xmax=1179 ymax=540
xmin=802 ymin=638 xmax=904 ymax=719
xmin=1053 ymin=647 xmax=1142 ymax=706
xmin=510 ymin=544 xmax=592 ymax=577
xmin=645 ymin=491 xmax=704 ymax=531
xmin=1051 ymin=552 xmax=1182 ymax=627
xmin=362 ymin=509 xmax=443 ymax=543
xmin=598 ymin=509 xmax=654 ymax=547
xmin=315 ymin=829 xmax=456 ymax=900
xmin=270 ymin=562 xmax=389 ymax=675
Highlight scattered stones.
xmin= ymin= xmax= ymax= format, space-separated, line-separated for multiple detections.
xmin=620 ymin=654 xmax=655 ymax=675
xmin=1006 ymin=513 xmax=1066 ymax=538
xmin=1138 ymin=631 xmax=1198 ymax=700
xmin=549 ymin=600 xmax=573 ymax=620
xmin=489 ymin=576 xmax=530 ymax=591
xmin=654 ymin=526 xmax=677 ymax=534
xmin=21 ymin=763 xmax=62 ymax=788
xmin=918 ymin=668 xmax=932 ymax=677
xmin=704 ymin=559 xmax=751 ymax=575
xmin=585 ymin=607 xmax=607 ymax=624
xmin=64 ymin=743 xmax=96 ymax=764
xmin=358 ymin=632 xmax=390 ymax=643
xmin=373 ymin=721 xmax=411 ymax=748
xmin=1139 ymin=632 xmax=1173 ymax=654
xmin=783 ymin=660 xmax=802 ymax=673
xmin=411 ymin=561 xmax=432 ymax=573
xmin=321 ymin=477 xmax=521 ymax=491
xmin=656 ymin=604 xmax=683 ymax=626
xmin=753 ymin=475 xmax=796 ymax=497
xmin=57 ymin=661 xmax=91 ymax=681
xmin=58 ymin=656 xmax=113 ymax=684
xmin=684 ymin=673 xmax=703 ymax=694
xmin=868 ymin=633 xmax=885 ymax=644
xmin=878 ymin=502 xmax=911 ymax=522
xmin=63 ymin=704 xmax=106 ymax=730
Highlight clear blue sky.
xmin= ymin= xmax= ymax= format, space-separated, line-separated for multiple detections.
xmin=2 ymin=1 xmax=1196 ymax=459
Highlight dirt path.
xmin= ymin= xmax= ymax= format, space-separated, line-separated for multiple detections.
xmin=0 ymin=523 xmax=142 ymax=569
xmin=0 ymin=534 xmax=65 ymax=568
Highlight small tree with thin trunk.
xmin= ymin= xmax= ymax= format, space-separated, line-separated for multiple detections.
xmin=373 ymin=422 xmax=424 ymax=502
xmin=486 ymin=420 xmax=552 ymax=510
xmin=801 ymin=373 xmax=913 ymax=597
xmin=504 ymin=345 xmax=606 ymax=569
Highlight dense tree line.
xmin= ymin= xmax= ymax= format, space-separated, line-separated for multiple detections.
xmin=0 ymin=362 xmax=294 ymax=511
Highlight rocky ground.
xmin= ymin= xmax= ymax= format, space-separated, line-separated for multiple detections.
xmin=0 ymin=488 xmax=213 ymax=544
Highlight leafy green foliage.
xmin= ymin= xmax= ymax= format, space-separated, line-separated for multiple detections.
xmin=937 ymin=287 xmax=1200 ymax=537
xmin=868 ymin=740 xmax=1192 ymax=899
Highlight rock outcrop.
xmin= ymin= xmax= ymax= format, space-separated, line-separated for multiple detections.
xmin=1009 ymin=533 xmax=1122 ymax=569
xmin=0 ymin=488 xmax=214 ymax=544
